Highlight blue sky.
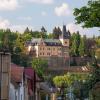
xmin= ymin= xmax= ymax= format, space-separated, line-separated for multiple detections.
xmin=0 ymin=0 xmax=99 ymax=37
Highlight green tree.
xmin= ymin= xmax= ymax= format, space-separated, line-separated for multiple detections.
xmin=24 ymin=27 xmax=30 ymax=34
xmin=95 ymin=36 xmax=100 ymax=47
xmin=40 ymin=26 xmax=47 ymax=38
xmin=0 ymin=29 xmax=18 ymax=52
xmin=47 ymin=33 xmax=54 ymax=39
xmin=78 ymin=36 xmax=85 ymax=57
xmin=83 ymin=60 xmax=100 ymax=99
xmin=70 ymin=32 xmax=81 ymax=56
xmin=74 ymin=0 xmax=100 ymax=28
xmin=53 ymin=74 xmax=74 ymax=88
xmin=31 ymin=58 xmax=48 ymax=77
xmin=52 ymin=27 xmax=62 ymax=39
xmin=12 ymin=33 xmax=30 ymax=66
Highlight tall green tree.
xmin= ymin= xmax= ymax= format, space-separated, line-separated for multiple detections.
xmin=24 ymin=27 xmax=30 ymax=34
xmin=53 ymin=27 xmax=62 ymax=39
xmin=70 ymin=32 xmax=81 ymax=56
xmin=74 ymin=0 xmax=100 ymax=28
xmin=40 ymin=26 xmax=47 ymax=38
xmin=32 ymin=58 xmax=48 ymax=77
xmin=78 ymin=36 xmax=85 ymax=57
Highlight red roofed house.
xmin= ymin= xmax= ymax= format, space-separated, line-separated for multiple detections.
xmin=24 ymin=67 xmax=36 ymax=100
xmin=9 ymin=63 xmax=24 ymax=100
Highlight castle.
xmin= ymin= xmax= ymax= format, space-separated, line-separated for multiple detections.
xmin=26 ymin=25 xmax=70 ymax=58
xmin=26 ymin=25 xmax=70 ymax=71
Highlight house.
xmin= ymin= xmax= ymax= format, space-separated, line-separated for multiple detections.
xmin=24 ymin=67 xmax=52 ymax=100
xmin=9 ymin=63 xmax=24 ymax=100
xmin=9 ymin=64 xmax=43 ymax=100
xmin=24 ymin=67 xmax=37 ymax=100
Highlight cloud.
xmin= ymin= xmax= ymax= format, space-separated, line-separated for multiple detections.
xmin=29 ymin=0 xmax=53 ymax=4
xmin=0 ymin=17 xmax=34 ymax=33
xmin=55 ymin=3 xmax=71 ymax=17
xmin=10 ymin=25 xmax=34 ymax=33
xmin=0 ymin=0 xmax=19 ymax=11
xmin=18 ymin=16 xmax=32 ymax=21
xmin=0 ymin=17 xmax=10 ymax=29
xmin=66 ymin=23 xmax=93 ymax=37
xmin=41 ymin=11 xmax=47 ymax=16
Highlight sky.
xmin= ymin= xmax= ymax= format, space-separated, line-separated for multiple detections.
xmin=0 ymin=0 xmax=99 ymax=37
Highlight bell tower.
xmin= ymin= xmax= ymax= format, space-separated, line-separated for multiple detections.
xmin=59 ymin=25 xmax=70 ymax=47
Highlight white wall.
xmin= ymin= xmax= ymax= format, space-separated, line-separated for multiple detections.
xmin=9 ymin=83 xmax=15 ymax=100
xmin=9 ymin=81 xmax=24 ymax=100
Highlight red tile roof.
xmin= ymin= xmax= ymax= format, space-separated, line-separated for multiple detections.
xmin=24 ymin=67 xmax=35 ymax=79
xmin=24 ymin=67 xmax=42 ymax=82
xmin=11 ymin=63 xmax=24 ymax=83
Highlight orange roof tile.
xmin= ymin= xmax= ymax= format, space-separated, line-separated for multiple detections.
xmin=11 ymin=63 xmax=24 ymax=83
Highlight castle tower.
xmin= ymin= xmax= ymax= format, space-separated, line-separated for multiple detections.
xmin=59 ymin=25 xmax=70 ymax=47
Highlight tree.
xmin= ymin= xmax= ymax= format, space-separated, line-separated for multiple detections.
xmin=78 ymin=36 xmax=85 ymax=57
xmin=70 ymin=32 xmax=81 ymax=56
xmin=74 ymin=0 xmax=100 ymax=28
xmin=12 ymin=33 xmax=30 ymax=66
xmin=24 ymin=27 xmax=30 ymax=34
xmin=31 ymin=58 xmax=48 ymax=77
xmin=95 ymin=36 xmax=100 ymax=47
xmin=53 ymin=73 xmax=88 ymax=99
xmin=41 ymin=26 xmax=47 ymax=33
xmin=0 ymin=29 xmax=18 ymax=52
xmin=53 ymin=27 xmax=62 ymax=39
xmin=53 ymin=75 xmax=69 ymax=87
xmin=53 ymin=74 xmax=73 ymax=99
xmin=40 ymin=26 xmax=47 ymax=38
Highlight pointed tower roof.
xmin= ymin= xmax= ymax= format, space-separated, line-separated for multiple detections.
xmin=60 ymin=25 xmax=70 ymax=39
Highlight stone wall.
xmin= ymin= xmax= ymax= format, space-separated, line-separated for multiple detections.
xmin=70 ymin=57 xmax=94 ymax=66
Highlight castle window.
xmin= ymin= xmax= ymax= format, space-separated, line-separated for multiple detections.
xmin=53 ymin=48 xmax=55 ymax=50
xmin=58 ymin=48 xmax=61 ymax=50
xmin=65 ymin=41 xmax=67 ymax=44
xmin=47 ymin=53 xmax=50 ymax=56
xmin=47 ymin=48 xmax=50 ymax=50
